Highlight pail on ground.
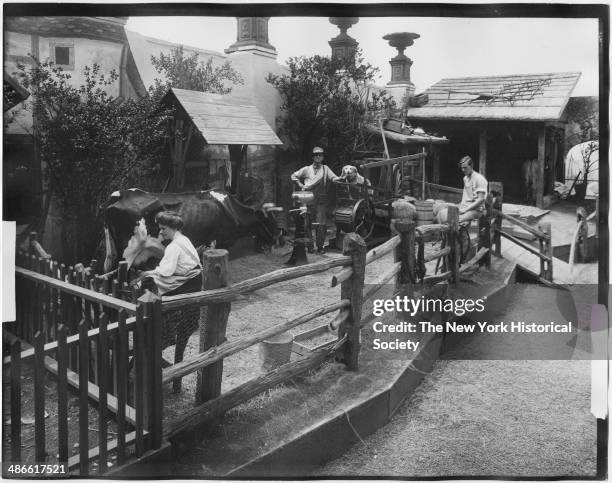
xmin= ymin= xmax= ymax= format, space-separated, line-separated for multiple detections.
xmin=415 ymin=199 xmax=434 ymax=226
xmin=259 ymin=333 xmax=294 ymax=371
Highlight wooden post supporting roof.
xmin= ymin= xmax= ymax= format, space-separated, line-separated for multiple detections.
xmin=536 ymin=126 xmax=546 ymax=208
xmin=479 ymin=130 xmax=487 ymax=177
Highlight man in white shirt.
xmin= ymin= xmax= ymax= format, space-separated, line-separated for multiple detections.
xmin=458 ymin=155 xmax=488 ymax=222
xmin=434 ymin=156 xmax=488 ymax=224
xmin=291 ymin=146 xmax=340 ymax=253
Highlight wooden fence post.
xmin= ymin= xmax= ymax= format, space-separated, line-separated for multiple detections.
xmin=394 ymin=220 xmax=416 ymax=296
xmin=478 ymin=211 xmax=491 ymax=268
xmin=196 ymin=249 xmax=230 ymax=404
xmin=490 ymin=182 xmax=503 ymax=257
xmin=539 ymin=222 xmax=553 ymax=281
xmin=138 ymin=291 xmax=163 ymax=449
xmin=447 ymin=205 xmax=460 ymax=283
xmin=338 ymin=233 xmax=367 ymax=371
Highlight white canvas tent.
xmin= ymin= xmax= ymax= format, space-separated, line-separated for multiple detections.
xmin=564 ymin=140 xmax=599 ymax=197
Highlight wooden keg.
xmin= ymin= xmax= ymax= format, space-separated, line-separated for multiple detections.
xmin=415 ymin=199 xmax=434 ymax=226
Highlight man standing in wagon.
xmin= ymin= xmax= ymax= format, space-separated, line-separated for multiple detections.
xmin=291 ymin=146 xmax=340 ymax=253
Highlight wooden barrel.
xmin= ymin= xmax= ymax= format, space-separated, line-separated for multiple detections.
xmin=415 ymin=200 xmax=434 ymax=226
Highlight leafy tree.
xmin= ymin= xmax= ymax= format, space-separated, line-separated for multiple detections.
xmin=13 ymin=58 xmax=172 ymax=262
xmin=150 ymin=45 xmax=244 ymax=99
xmin=564 ymin=98 xmax=599 ymax=191
xmin=149 ymin=45 xmax=244 ymax=189
xmin=266 ymin=50 xmax=394 ymax=171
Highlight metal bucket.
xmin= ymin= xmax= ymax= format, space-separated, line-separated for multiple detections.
xmin=259 ymin=333 xmax=294 ymax=371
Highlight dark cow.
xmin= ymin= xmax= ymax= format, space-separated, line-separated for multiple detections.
xmin=103 ymin=188 xmax=282 ymax=271
xmin=103 ymin=189 xmax=282 ymax=392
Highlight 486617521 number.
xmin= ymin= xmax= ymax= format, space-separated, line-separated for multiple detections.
xmin=3 ymin=463 xmax=68 ymax=477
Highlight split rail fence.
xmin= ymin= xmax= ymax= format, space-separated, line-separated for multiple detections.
xmin=5 ymin=191 xmax=548 ymax=474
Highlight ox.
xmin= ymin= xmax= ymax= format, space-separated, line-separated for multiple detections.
xmin=103 ymin=189 xmax=283 ymax=391
xmin=522 ymin=159 xmax=538 ymax=205
xmin=103 ymin=188 xmax=283 ymax=272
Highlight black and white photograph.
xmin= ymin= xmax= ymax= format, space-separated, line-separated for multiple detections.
xmin=2 ymin=3 xmax=608 ymax=480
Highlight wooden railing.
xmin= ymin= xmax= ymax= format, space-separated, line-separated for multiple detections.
xmin=160 ymin=210 xmax=487 ymax=441
xmin=6 ymin=249 xmax=164 ymax=475
xmin=6 ymin=211 xmax=498 ymax=472
xmin=486 ymin=182 xmax=553 ymax=282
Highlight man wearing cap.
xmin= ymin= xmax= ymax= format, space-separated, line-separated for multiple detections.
xmin=291 ymin=146 xmax=340 ymax=253
xmin=435 ymin=155 xmax=487 ymax=223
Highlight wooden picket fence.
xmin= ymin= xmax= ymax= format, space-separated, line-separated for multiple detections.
xmin=5 ymin=203 xmax=498 ymax=474
xmin=5 ymin=251 xmax=163 ymax=475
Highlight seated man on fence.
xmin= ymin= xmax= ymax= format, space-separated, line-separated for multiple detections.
xmin=435 ymin=155 xmax=488 ymax=224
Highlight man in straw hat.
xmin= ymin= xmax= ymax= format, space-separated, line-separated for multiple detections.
xmin=291 ymin=146 xmax=340 ymax=253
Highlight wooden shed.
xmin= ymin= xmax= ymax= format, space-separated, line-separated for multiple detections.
xmin=405 ymin=72 xmax=581 ymax=207
xmin=160 ymin=88 xmax=282 ymax=194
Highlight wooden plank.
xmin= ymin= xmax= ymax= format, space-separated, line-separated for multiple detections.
xmin=3 ymin=316 xmax=137 ymax=365
xmin=67 ymin=430 xmax=146 ymax=471
xmin=162 ymin=256 xmax=351 ymax=310
xmin=479 ymin=130 xmax=487 ymax=177
xmin=491 ymin=209 xmax=550 ymax=240
xmin=197 ymin=249 xmax=230 ymax=403
xmin=97 ymin=313 xmax=109 ymax=473
xmin=134 ymin=305 xmax=145 ymax=457
xmin=166 ymin=336 xmax=347 ymax=440
xmin=361 ymin=153 xmax=425 ymax=169
xmin=497 ymin=229 xmax=551 ymax=261
xmin=149 ymin=297 xmax=163 ymax=450
xmin=163 ymin=299 xmax=349 ymax=385
xmin=34 ymin=332 xmax=46 ymax=462
xmin=116 ymin=311 xmax=128 ymax=465
xmin=78 ymin=320 xmax=89 ymax=476
xmin=15 ymin=267 xmax=138 ymax=313
xmin=537 ymin=126 xmax=546 ymax=207
xmin=57 ymin=325 xmax=69 ymax=464
xmin=10 ymin=339 xmax=21 ymax=462
xmin=332 ymin=235 xmax=400 ymax=287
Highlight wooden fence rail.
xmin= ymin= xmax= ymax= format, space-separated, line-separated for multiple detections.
xmin=7 ymin=255 xmax=163 ymax=475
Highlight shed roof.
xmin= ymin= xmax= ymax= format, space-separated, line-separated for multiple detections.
xmin=163 ymin=88 xmax=283 ymax=146
xmin=407 ymin=72 xmax=581 ymax=121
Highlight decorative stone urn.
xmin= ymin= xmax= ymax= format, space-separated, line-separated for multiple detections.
xmin=329 ymin=17 xmax=359 ymax=60
xmin=383 ymin=32 xmax=420 ymax=84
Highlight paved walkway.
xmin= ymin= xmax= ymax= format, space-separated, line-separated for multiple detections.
xmin=498 ymin=200 xmax=598 ymax=284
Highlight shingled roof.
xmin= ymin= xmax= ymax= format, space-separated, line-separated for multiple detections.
xmin=162 ymin=88 xmax=283 ymax=146
xmin=407 ymin=72 xmax=581 ymax=121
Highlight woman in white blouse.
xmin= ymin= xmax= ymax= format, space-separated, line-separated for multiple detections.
xmin=141 ymin=211 xmax=202 ymax=296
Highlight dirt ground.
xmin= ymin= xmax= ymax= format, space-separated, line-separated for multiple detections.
xmin=315 ymin=283 xmax=599 ymax=478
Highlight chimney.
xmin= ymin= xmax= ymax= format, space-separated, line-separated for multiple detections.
xmin=225 ymin=17 xmax=277 ymax=58
xmin=383 ymin=32 xmax=420 ymax=106
xmin=328 ymin=17 xmax=359 ymax=60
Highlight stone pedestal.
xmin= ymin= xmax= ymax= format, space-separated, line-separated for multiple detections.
xmin=329 ymin=17 xmax=359 ymax=60
xmin=225 ymin=17 xmax=277 ymax=59
xmin=383 ymin=32 xmax=420 ymax=107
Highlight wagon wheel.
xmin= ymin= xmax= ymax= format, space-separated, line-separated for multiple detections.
xmin=458 ymin=224 xmax=471 ymax=263
xmin=352 ymin=199 xmax=375 ymax=240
